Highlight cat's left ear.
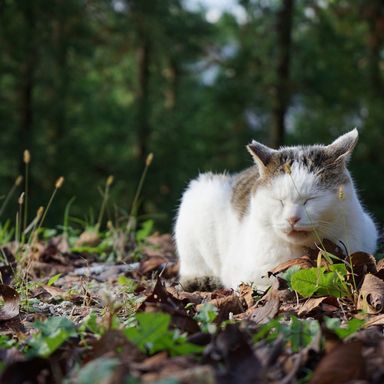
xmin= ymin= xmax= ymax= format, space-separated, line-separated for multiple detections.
xmin=326 ymin=128 xmax=359 ymax=164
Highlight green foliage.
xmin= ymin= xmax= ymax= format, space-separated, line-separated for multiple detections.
xmin=118 ymin=275 xmax=138 ymax=293
xmin=27 ymin=317 xmax=77 ymax=357
xmin=76 ymin=357 xmax=120 ymax=384
xmin=0 ymin=334 xmax=17 ymax=349
xmin=79 ymin=312 xmax=105 ymax=337
xmin=47 ymin=273 xmax=62 ymax=286
xmin=324 ymin=317 xmax=364 ymax=339
xmin=194 ymin=303 xmax=218 ymax=334
xmin=124 ymin=312 xmax=203 ymax=356
xmin=290 ymin=264 xmax=349 ymax=298
xmin=136 ymin=220 xmax=154 ymax=243
xmin=253 ymin=316 xmax=320 ymax=353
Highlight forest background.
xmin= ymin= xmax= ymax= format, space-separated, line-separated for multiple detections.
xmin=1 ymin=0 xmax=384 ymax=232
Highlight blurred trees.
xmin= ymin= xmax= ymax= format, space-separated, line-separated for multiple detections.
xmin=0 ymin=0 xmax=383 ymax=230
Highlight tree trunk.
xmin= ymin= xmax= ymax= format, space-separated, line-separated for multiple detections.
xmin=137 ymin=38 xmax=151 ymax=164
xmin=270 ymin=0 xmax=294 ymax=149
xmin=362 ymin=0 xmax=384 ymax=97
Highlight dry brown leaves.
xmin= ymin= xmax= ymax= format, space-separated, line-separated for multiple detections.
xmin=2 ymin=235 xmax=384 ymax=383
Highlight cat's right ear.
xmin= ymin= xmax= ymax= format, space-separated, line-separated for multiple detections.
xmin=247 ymin=140 xmax=276 ymax=176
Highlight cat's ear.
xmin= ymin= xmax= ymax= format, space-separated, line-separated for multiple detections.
xmin=326 ymin=128 xmax=358 ymax=163
xmin=247 ymin=140 xmax=277 ymax=175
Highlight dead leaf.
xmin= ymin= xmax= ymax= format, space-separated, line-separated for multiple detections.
xmin=364 ymin=314 xmax=384 ymax=328
xmin=268 ymin=255 xmax=314 ymax=275
xmin=204 ymin=324 xmax=266 ymax=383
xmin=357 ymin=274 xmax=384 ymax=314
xmin=87 ymin=329 xmax=144 ymax=363
xmin=238 ymin=283 xmax=255 ymax=308
xmin=0 ymin=357 xmax=54 ymax=383
xmin=76 ymin=230 xmax=101 ymax=247
xmin=140 ymin=278 xmax=200 ymax=334
xmin=42 ymin=285 xmax=66 ymax=298
xmin=298 ymin=297 xmax=327 ymax=317
xmin=297 ymin=296 xmax=339 ymax=317
xmin=247 ymin=296 xmax=280 ymax=324
xmin=348 ymin=252 xmax=377 ymax=286
xmin=310 ymin=340 xmax=366 ymax=384
xmin=197 ymin=294 xmax=244 ymax=323
xmin=0 ymin=284 xmax=20 ymax=320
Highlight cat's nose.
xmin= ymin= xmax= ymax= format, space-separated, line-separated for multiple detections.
xmin=287 ymin=216 xmax=300 ymax=226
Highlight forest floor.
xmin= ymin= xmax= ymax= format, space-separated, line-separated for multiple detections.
xmin=1 ymin=227 xmax=384 ymax=384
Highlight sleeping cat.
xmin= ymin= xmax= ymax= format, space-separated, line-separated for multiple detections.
xmin=175 ymin=129 xmax=377 ymax=291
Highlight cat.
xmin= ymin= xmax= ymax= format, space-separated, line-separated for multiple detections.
xmin=174 ymin=129 xmax=378 ymax=291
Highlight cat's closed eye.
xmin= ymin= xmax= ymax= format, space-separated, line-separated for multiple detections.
xmin=303 ymin=197 xmax=317 ymax=205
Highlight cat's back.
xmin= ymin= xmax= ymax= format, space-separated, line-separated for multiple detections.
xmin=177 ymin=172 xmax=233 ymax=220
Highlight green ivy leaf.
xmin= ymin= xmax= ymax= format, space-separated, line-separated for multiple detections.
xmin=28 ymin=317 xmax=77 ymax=358
xmin=324 ymin=317 xmax=364 ymax=339
xmin=124 ymin=312 xmax=203 ymax=356
xmin=291 ymin=264 xmax=349 ymax=298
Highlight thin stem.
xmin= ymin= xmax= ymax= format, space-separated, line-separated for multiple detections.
xmin=129 ymin=155 xmax=153 ymax=222
xmin=0 ymin=184 xmax=17 ymax=218
xmin=97 ymin=184 xmax=110 ymax=231
xmin=23 ymin=163 xmax=29 ymax=232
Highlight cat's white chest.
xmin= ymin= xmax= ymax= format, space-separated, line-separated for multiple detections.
xmin=221 ymin=218 xmax=305 ymax=289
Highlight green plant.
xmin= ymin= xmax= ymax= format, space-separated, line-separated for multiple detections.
xmin=194 ymin=303 xmax=218 ymax=333
xmin=27 ymin=316 xmax=77 ymax=357
xmin=290 ymin=264 xmax=350 ymax=298
xmin=253 ymin=316 xmax=320 ymax=353
xmin=124 ymin=312 xmax=203 ymax=356
xmin=324 ymin=317 xmax=364 ymax=339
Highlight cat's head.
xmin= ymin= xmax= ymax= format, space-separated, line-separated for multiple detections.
xmin=247 ymin=129 xmax=358 ymax=246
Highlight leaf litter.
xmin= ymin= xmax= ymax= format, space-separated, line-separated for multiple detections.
xmin=2 ymin=235 xmax=384 ymax=383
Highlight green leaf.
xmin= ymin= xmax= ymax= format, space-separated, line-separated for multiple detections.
xmin=136 ymin=220 xmax=154 ymax=243
xmin=124 ymin=312 xmax=170 ymax=351
xmin=280 ymin=265 xmax=301 ymax=287
xmin=286 ymin=317 xmax=320 ymax=353
xmin=195 ymin=303 xmax=218 ymax=333
xmin=291 ymin=264 xmax=349 ymax=298
xmin=124 ymin=312 xmax=203 ymax=356
xmin=76 ymin=357 xmax=120 ymax=384
xmin=47 ymin=273 xmax=62 ymax=286
xmin=28 ymin=317 xmax=77 ymax=357
xmin=324 ymin=317 xmax=364 ymax=339
xmin=79 ymin=312 xmax=104 ymax=336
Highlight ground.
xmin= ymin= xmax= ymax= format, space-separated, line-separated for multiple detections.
xmin=1 ymin=229 xmax=384 ymax=383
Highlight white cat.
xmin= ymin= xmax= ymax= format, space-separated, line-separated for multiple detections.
xmin=175 ymin=129 xmax=377 ymax=291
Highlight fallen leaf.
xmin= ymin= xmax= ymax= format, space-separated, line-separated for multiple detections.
xmin=268 ymin=255 xmax=314 ymax=275
xmin=76 ymin=230 xmax=101 ymax=247
xmin=238 ymin=283 xmax=255 ymax=308
xmin=140 ymin=278 xmax=200 ymax=334
xmin=0 ymin=357 xmax=54 ymax=383
xmin=348 ymin=252 xmax=377 ymax=286
xmin=0 ymin=284 xmax=20 ymax=320
xmin=310 ymin=340 xmax=366 ymax=384
xmin=297 ymin=297 xmax=331 ymax=317
xmin=246 ymin=296 xmax=280 ymax=324
xmin=364 ymin=314 xmax=384 ymax=328
xmin=197 ymin=294 xmax=244 ymax=323
xmin=204 ymin=324 xmax=265 ymax=383
xmin=357 ymin=274 xmax=384 ymax=314
xmin=42 ymin=285 xmax=66 ymax=298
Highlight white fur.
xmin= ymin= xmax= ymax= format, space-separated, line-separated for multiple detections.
xmin=175 ymin=144 xmax=378 ymax=291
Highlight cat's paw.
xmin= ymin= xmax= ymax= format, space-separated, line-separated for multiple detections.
xmin=179 ymin=276 xmax=223 ymax=292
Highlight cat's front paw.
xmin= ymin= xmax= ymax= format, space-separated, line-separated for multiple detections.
xmin=179 ymin=276 xmax=223 ymax=292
